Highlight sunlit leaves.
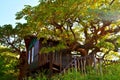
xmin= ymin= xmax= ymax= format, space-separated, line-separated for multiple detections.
xmin=0 ymin=47 xmax=18 ymax=79
xmin=104 ymin=51 xmax=120 ymax=60
xmin=116 ymin=36 xmax=120 ymax=47
xmin=97 ymin=34 xmax=115 ymax=50
xmin=15 ymin=0 xmax=120 ymax=58
xmin=40 ymin=43 xmax=66 ymax=53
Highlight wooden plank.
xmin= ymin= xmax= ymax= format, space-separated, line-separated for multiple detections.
xmin=49 ymin=53 xmax=53 ymax=76
xmin=60 ymin=52 xmax=62 ymax=72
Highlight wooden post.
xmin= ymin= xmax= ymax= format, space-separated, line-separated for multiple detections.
xmin=83 ymin=57 xmax=86 ymax=75
xmin=77 ymin=58 xmax=80 ymax=71
xmin=93 ymin=54 xmax=97 ymax=74
xmin=80 ymin=58 xmax=83 ymax=74
xmin=60 ymin=52 xmax=62 ymax=72
xmin=99 ymin=58 xmax=103 ymax=76
xmin=74 ymin=56 xmax=77 ymax=72
xmin=49 ymin=52 xmax=53 ymax=77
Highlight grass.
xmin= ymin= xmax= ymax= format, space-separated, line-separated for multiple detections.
xmin=27 ymin=63 xmax=120 ymax=80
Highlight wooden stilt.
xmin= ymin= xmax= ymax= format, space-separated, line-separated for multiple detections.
xmin=49 ymin=52 xmax=53 ymax=77
xmin=60 ymin=52 xmax=62 ymax=72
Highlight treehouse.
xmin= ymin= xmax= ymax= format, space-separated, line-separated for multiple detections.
xmin=23 ymin=35 xmax=72 ymax=75
xmin=19 ymin=35 xmax=120 ymax=80
xmin=19 ymin=35 xmax=99 ymax=80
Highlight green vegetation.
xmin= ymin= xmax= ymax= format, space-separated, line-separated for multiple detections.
xmin=26 ymin=64 xmax=120 ymax=80
xmin=0 ymin=46 xmax=19 ymax=80
xmin=0 ymin=0 xmax=120 ymax=80
xmin=14 ymin=0 xmax=120 ymax=58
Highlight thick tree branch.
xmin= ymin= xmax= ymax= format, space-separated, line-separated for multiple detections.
xmin=70 ymin=26 xmax=76 ymax=40
xmin=109 ymin=0 xmax=115 ymax=6
xmin=7 ymin=42 xmax=21 ymax=53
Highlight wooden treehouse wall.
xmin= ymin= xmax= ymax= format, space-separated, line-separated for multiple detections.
xmin=24 ymin=36 xmax=72 ymax=71
xmin=26 ymin=37 xmax=50 ymax=70
xmin=20 ymin=36 xmax=74 ymax=79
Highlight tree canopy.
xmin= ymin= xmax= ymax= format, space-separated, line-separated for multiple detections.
xmin=1 ymin=1 xmax=120 ymax=79
xmin=15 ymin=0 xmax=120 ymax=59
xmin=0 ymin=24 xmax=25 ymax=53
xmin=0 ymin=0 xmax=120 ymax=59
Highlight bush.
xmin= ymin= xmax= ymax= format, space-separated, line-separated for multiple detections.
xmin=0 ymin=47 xmax=19 ymax=80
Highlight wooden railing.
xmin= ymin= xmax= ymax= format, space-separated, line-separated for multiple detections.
xmin=61 ymin=54 xmax=120 ymax=75
xmin=61 ymin=58 xmax=76 ymax=73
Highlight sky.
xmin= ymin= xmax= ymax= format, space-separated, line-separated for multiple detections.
xmin=0 ymin=0 xmax=39 ymax=27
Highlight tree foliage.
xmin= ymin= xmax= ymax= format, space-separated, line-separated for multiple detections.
xmin=0 ymin=46 xmax=19 ymax=80
xmin=15 ymin=0 xmax=120 ymax=58
xmin=0 ymin=24 xmax=25 ymax=53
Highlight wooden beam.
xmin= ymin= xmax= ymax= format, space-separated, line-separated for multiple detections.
xmin=60 ymin=52 xmax=62 ymax=72
xmin=49 ymin=52 xmax=53 ymax=77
